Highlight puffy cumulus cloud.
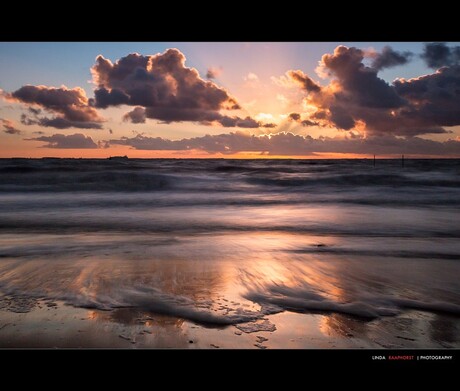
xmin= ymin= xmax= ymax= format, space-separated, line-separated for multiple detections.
xmin=370 ymin=46 xmax=413 ymax=70
xmin=421 ymin=43 xmax=460 ymax=68
xmin=25 ymin=133 xmax=98 ymax=149
xmin=8 ymin=85 xmax=104 ymax=129
xmin=91 ymin=49 xmax=265 ymax=128
xmin=1 ymin=118 xmax=22 ymax=135
xmin=319 ymin=46 xmax=404 ymax=109
xmin=123 ymin=106 xmax=146 ymax=124
xmin=109 ymin=131 xmax=460 ymax=156
xmin=283 ymin=45 xmax=460 ymax=137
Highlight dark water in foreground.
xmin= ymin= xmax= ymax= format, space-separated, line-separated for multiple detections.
xmin=0 ymin=158 xmax=459 ymax=347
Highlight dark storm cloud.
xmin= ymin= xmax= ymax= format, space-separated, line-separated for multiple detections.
xmin=90 ymin=49 xmax=264 ymax=128
xmin=26 ymin=133 xmax=98 ymax=149
xmin=371 ymin=46 xmax=413 ymax=70
xmin=8 ymin=85 xmax=104 ymax=129
xmin=1 ymin=118 xmax=21 ymax=135
xmin=285 ymin=45 xmax=460 ymax=137
xmin=421 ymin=43 xmax=460 ymax=68
xmin=123 ymin=107 xmax=146 ymax=124
xmin=109 ymin=131 xmax=460 ymax=156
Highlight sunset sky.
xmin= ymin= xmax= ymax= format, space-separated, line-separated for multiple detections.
xmin=1 ymin=42 xmax=460 ymax=158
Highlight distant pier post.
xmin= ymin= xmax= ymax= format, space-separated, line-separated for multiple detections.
xmin=373 ymin=154 xmax=376 ymax=167
xmin=402 ymin=154 xmax=404 ymax=168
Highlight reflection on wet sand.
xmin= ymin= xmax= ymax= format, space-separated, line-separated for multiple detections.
xmin=320 ymin=313 xmax=368 ymax=339
xmin=0 ymin=230 xmax=459 ymax=348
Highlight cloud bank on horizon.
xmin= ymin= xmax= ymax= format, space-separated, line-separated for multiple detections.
xmin=2 ymin=43 xmax=460 ymax=157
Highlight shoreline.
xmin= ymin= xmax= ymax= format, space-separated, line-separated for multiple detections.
xmin=1 ymin=298 xmax=457 ymax=349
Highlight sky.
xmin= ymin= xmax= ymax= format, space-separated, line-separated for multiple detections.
xmin=1 ymin=42 xmax=460 ymax=158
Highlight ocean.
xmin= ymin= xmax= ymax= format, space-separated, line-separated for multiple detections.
xmin=0 ymin=158 xmax=459 ymax=348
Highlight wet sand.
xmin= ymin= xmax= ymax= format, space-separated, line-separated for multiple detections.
xmin=1 ymin=231 xmax=460 ymax=349
xmin=1 ymin=297 xmax=458 ymax=349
